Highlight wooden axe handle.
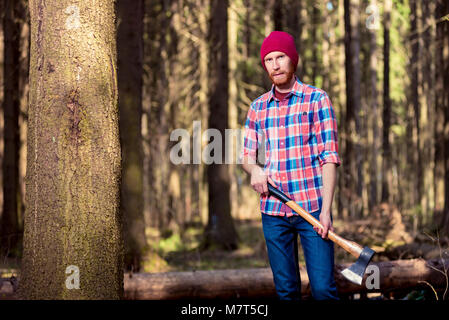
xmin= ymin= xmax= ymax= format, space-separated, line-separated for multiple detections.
xmin=268 ymin=184 xmax=363 ymax=259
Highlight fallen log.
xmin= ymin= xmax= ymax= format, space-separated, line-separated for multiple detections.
xmin=1 ymin=259 xmax=447 ymax=299
xmin=124 ymin=258 xmax=448 ymax=299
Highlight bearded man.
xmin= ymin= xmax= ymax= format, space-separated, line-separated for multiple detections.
xmin=241 ymin=31 xmax=341 ymax=300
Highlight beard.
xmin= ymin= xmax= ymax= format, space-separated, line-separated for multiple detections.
xmin=268 ymin=64 xmax=295 ymax=87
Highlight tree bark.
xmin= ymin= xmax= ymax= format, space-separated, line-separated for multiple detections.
xmin=204 ymin=0 xmax=238 ymax=250
xmin=19 ymin=0 xmax=123 ymax=299
xmin=117 ymin=0 xmax=146 ymax=272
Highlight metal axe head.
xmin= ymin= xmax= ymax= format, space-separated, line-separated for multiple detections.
xmin=341 ymin=246 xmax=376 ymax=285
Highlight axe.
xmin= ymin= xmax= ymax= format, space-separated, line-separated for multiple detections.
xmin=267 ymin=183 xmax=375 ymax=285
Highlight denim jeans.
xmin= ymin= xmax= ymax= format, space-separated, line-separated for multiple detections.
xmin=261 ymin=212 xmax=339 ymax=300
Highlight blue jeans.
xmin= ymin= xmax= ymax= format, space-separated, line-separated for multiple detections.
xmin=261 ymin=212 xmax=339 ymax=300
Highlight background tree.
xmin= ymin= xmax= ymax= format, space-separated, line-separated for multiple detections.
xmin=344 ymin=0 xmax=363 ymax=217
xmin=204 ymin=0 xmax=238 ymax=250
xmin=19 ymin=0 xmax=123 ymax=299
xmin=381 ymin=0 xmax=392 ymax=204
xmin=117 ymin=0 xmax=147 ymax=272
xmin=437 ymin=0 xmax=449 ymax=234
xmin=0 ymin=0 xmax=26 ymax=257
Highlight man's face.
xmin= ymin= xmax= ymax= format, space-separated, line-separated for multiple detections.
xmin=264 ymin=51 xmax=295 ymax=87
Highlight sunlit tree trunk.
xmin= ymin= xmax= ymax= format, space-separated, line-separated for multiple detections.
xmin=420 ymin=0 xmax=435 ymax=226
xmin=228 ymin=0 xmax=239 ymax=219
xmin=19 ymin=0 xmax=123 ymax=299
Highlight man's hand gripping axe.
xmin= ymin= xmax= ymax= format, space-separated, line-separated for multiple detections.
xmin=268 ymin=183 xmax=376 ymax=285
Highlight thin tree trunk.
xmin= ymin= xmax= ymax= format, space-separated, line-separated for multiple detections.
xmin=440 ymin=0 xmax=449 ymax=234
xmin=368 ymin=0 xmax=379 ymax=212
xmin=434 ymin=1 xmax=445 ymax=218
xmin=344 ymin=0 xmax=362 ymax=217
xmin=204 ymin=0 xmax=238 ymax=250
xmin=420 ymin=0 xmax=435 ymax=226
xmin=228 ymin=0 xmax=239 ymax=219
xmin=117 ymin=0 xmax=146 ymax=272
xmin=0 ymin=0 xmax=25 ymax=257
xmin=381 ymin=0 xmax=392 ymax=204
xmin=410 ymin=0 xmax=422 ymax=217
xmin=322 ymin=1 xmax=331 ymax=92
xmin=197 ymin=0 xmax=209 ymax=225
xmin=284 ymin=0 xmax=302 ymax=79
xmin=19 ymin=0 xmax=123 ymax=299
xmin=336 ymin=0 xmax=347 ymax=219
xmin=18 ymin=2 xmax=31 ymax=250
xmin=272 ymin=0 xmax=283 ymax=31
xmin=147 ymin=0 xmax=171 ymax=232
xmin=311 ymin=1 xmax=320 ymax=86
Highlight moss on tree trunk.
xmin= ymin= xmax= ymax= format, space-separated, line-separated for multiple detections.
xmin=19 ymin=0 xmax=123 ymax=299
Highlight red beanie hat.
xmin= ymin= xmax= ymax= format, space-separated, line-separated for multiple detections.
xmin=260 ymin=31 xmax=299 ymax=71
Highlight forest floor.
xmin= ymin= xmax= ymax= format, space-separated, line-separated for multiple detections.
xmin=1 ymin=202 xmax=448 ymax=300
xmin=142 ymin=202 xmax=449 ymax=300
xmin=143 ymin=202 xmax=449 ymax=274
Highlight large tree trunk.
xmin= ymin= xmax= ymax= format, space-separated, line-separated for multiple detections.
xmin=204 ymin=0 xmax=238 ymax=250
xmin=19 ymin=0 xmax=123 ymax=299
xmin=117 ymin=0 xmax=146 ymax=272
xmin=0 ymin=0 xmax=25 ymax=257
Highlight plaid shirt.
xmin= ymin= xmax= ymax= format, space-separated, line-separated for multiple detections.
xmin=241 ymin=77 xmax=341 ymax=217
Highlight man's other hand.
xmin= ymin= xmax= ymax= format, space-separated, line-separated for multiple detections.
xmin=250 ymin=166 xmax=275 ymax=196
xmin=314 ymin=212 xmax=334 ymax=239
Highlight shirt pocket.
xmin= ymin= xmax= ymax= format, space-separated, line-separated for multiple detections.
xmin=292 ymin=111 xmax=313 ymax=143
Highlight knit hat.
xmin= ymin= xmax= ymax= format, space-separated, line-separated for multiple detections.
xmin=260 ymin=31 xmax=299 ymax=71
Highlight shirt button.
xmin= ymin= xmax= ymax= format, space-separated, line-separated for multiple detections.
xmin=280 ymin=142 xmax=284 ymax=146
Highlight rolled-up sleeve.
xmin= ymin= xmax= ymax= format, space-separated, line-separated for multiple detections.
xmin=314 ymin=93 xmax=341 ymax=167
xmin=240 ymin=102 xmax=259 ymax=164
